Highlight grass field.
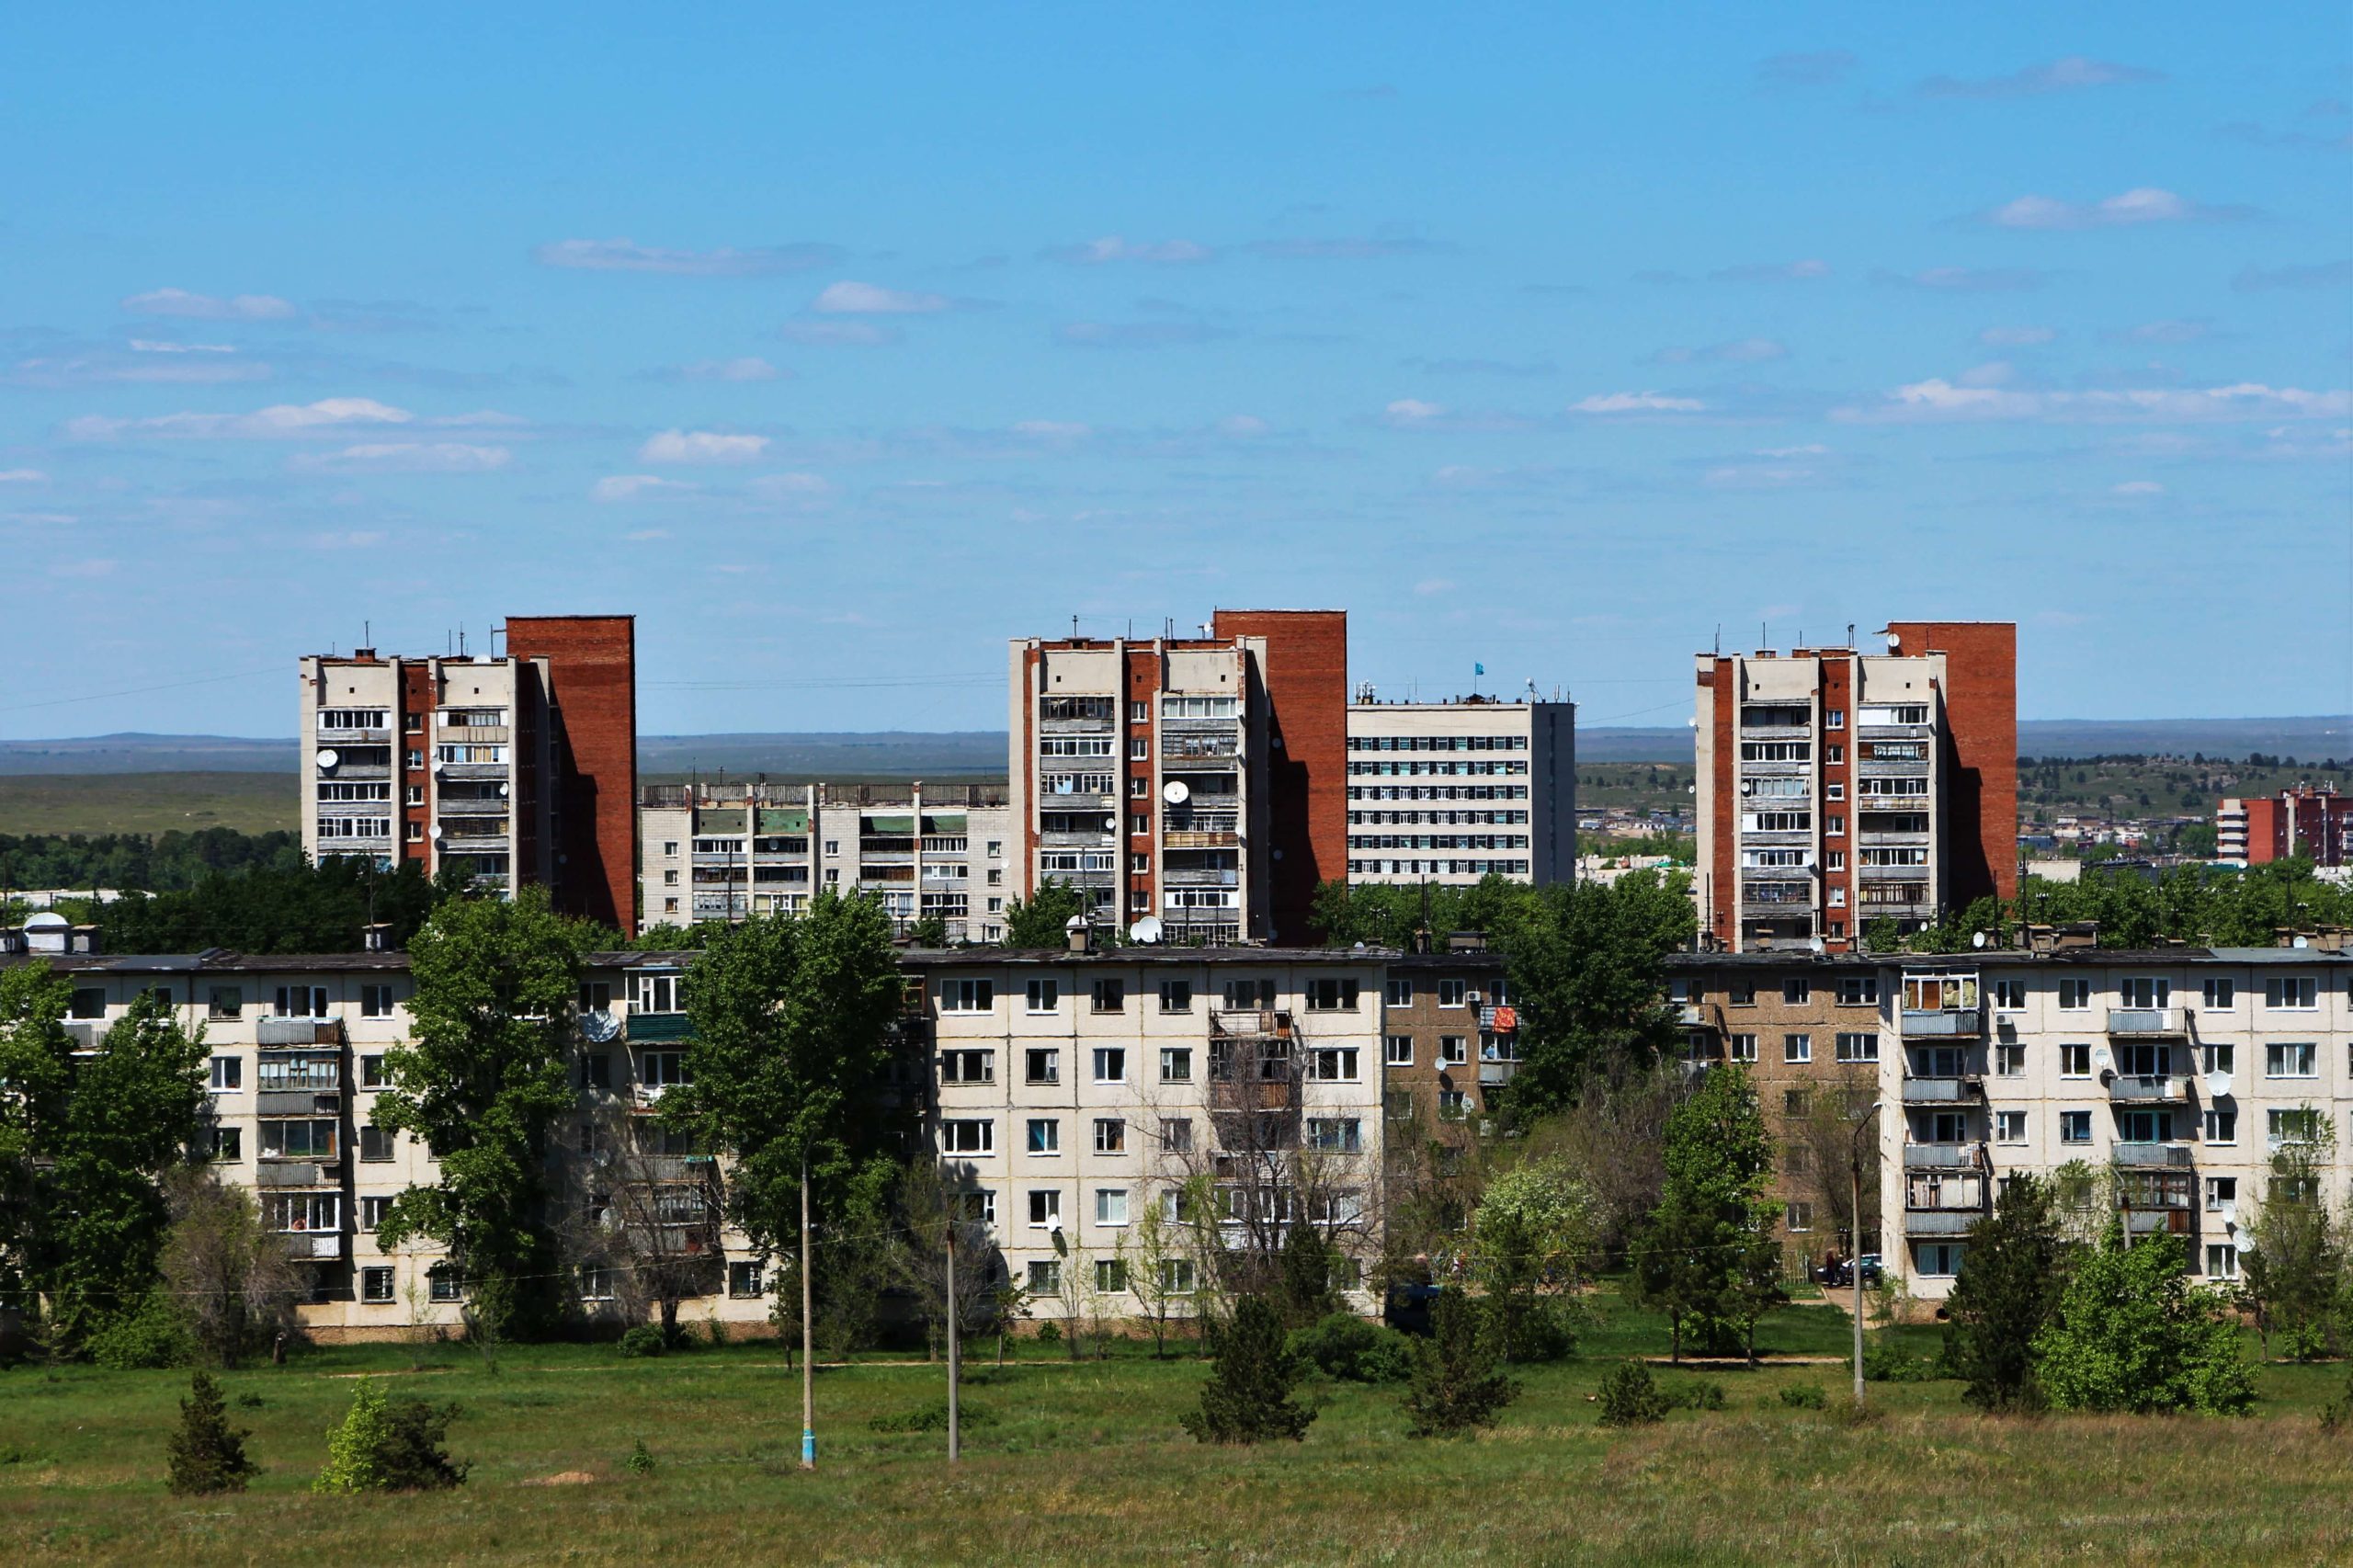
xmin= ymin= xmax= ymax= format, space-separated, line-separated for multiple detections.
xmin=0 ymin=773 xmax=297 ymax=837
xmin=8 ymin=1288 xmax=2352 ymax=1566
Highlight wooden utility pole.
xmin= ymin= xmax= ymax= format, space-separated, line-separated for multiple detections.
xmin=946 ymin=1220 xmax=961 ymax=1463
xmin=801 ymin=1158 xmax=815 ymax=1471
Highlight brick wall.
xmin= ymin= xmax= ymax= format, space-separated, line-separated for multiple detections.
xmin=506 ymin=616 xmax=638 ymax=933
xmin=1889 ymin=621 xmax=2017 ymax=905
xmin=1211 ymin=609 xmax=1347 ymax=945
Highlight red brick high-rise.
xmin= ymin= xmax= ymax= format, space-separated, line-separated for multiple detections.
xmin=505 ymin=615 xmax=639 ymax=934
xmin=1211 ymin=609 xmax=1348 ymax=946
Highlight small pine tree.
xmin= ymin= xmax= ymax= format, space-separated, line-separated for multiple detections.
xmin=313 ymin=1378 xmax=469 ymax=1493
xmin=165 ymin=1371 xmax=258 ymax=1495
xmin=1943 ymin=1174 xmax=2066 ymax=1413
xmin=626 ymin=1436 xmax=657 ymax=1475
xmin=314 ymin=1379 xmax=392 ymax=1494
xmin=1179 ymin=1293 xmax=1315 ymax=1444
xmin=2321 ymin=1366 xmax=2353 ymax=1436
xmin=1597 ymin=1358 xmax=1668 ymax=1427
xmin=1402 ymin=1291 xmax=1517 ymax=1437
xmin=1277 ymin=1222 xmax=1342 ymax=1329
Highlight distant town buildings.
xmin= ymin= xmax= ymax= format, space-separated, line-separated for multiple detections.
xmin=2219 ymin=784 xmax=2352 ymax=869
xmin=298 ymin=616 xmax=639 ymax=933
xmin=1345 ymin=692 xmax=1575 ymax=887
xmin=1694 ymin=621 xmax=2016 ymax=953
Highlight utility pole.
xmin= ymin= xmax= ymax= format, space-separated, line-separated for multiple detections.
xmin=945 ymin=1219 xmax=961 ymax=1463
xmin=1851 ymin=1100 xmax=1884 ymax=1407
xmin=801 ymin=1157 xmax=815 ymax=1471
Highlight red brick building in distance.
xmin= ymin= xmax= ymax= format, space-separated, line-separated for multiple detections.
xmin=506 ymin=615 xmax=640 ymax=934
xmin=2221 ymin=784 xmax=2353 ymax=868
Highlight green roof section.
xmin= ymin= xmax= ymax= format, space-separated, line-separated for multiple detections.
xmin=865 ymin=813 xmax=915 ymax=835
xmin=757 ymin=808 xmax=810 ymax=834
xmin=693 ymin=808 xmax=747 ymax=834
xmin=923 ymin=813 xmax=968 ymax=835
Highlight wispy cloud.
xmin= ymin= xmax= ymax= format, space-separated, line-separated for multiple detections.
xmin=1982 ymin=187 xmax=2253 ymax=230
xmin=119 ymin=288 xmax=296 ymax=321
xmin=593 ymin=474 xmax=699 ymax=502
xmin=0 ymin=469 xmax=47 ymax=483
xmin=1055 ymin=320 xmax=1233 ymax=348
xmin=811 ymin=280 xmax=951 ymax=314
xmin=1245 ymin=232 xmax=1447 ymax=260
xmin=1917 ymin=56 xmax=2162 ymax=99
xmin=290 ymin=442 xmax=511 ymax=474
xmin=1043 ymin=236 xmax=1216 ymax=265
xmin=1569 ymin=391 xmax=1707 ymax=415
xmin=6 ymin=347 xmax=273 ymax=387
xmin=1711 ymin=259 xmax=1832 ymax=283
xmin=2110 ymin=319 xmax=2211 ymax=345
xmin=1836 ymin=377 xmax=2348 ymax=424
xmin=778 ymin=320 xmax=901 ymax=347
xmin=640 ymin=356 xmax=786 ymax=383
xmin=1980 ymin=324 xmax=2057 ymax=346
xmin=639 ymin=429 xmax=770 ymax=464
xmin=1654 ymin=338 xmax=1789 ymax=365
xmin=63 ymin=396 xmax=418 ymax=439
xmin=1756 ymin=50 xmax=1858 ymax=87
xmin=1875 ymin=266 xmax=2048 ymax=293
xmin=533 ymin=238 xmax=842 ymax=276
xmin=2232 ymin=258 xmax=2352 ymax=292
xmin=2111 ymin=480 xmax=2165 ymax=495
xmin=1400 ymin=356 xmax=1556 ymax=377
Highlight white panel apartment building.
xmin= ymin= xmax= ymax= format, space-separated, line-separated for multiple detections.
xmin=1345 ymin=695 xmax=1575 ymax=887
xmin=638 ymin=783 xmax=1014 ymax=942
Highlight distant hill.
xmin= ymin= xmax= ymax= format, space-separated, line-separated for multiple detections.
xmin=3 ymin=717 xmax=2344 ymax=778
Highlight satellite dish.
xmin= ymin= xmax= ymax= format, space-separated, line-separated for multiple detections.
xmin=1163 ymin=780 xmax=1190 ymax=805
xmin=1129 ymin=915 xmax=1164 ymax=945
xmin=1064 ymin=915 xmax=1087 ymax=931
xmin=582 ymin=1010 xmax=620 ymax=1043
xmin=1103 ymin=815 xmax=1117 ymax=833
xmin=1809 ymin=937 xmax=1826 ymax=955
xmin=315 ymin=749 xmax=340 ymax=771
xmin=1972 ymin=931 xmax=1988 ymax=949
xmin=2204 ymin=1071 xmax=2232 ymax=1099
xmin=2093 ymin=1044 xmax=2112 ymax=1068
xmin=498 ymin=782 xmax=510 ymax=798
xmin=429 ymin=823 xmax=445 ymax=839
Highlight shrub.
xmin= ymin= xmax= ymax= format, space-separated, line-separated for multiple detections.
xmin=86 ymin=1292 xmax=194 ymax=1370
xmin=1290 ymin=1313 xmax=1415 ymax=1384
xmin=313 ymin=1379 xmax=469 ymax=1494
xmin=1779 ymin=1383 xmax=1827 ymax=1410
xmin=1402 ymin=1291 xmax=1518 ymax=1438
xmin=314 ymin=1381 xmax=393 ymax=1494
xmin=2320 ymin=1367 xmax=2353 ymax=1436
xmin=702 ymin=1315 xmax=730 ymax=1349
xmin=165 ymin=1372 xmax=258 ymax=1495
xmin=2033 ymin=1227 xmax=2255 ymax=1415
xmin=617 ymin=1324 xmax=666 ymax=1359
xmin=1181 ymin=1294 xmax=1315 ymax=1444
xmin=625 ymin=1437 xmax=657 ymax=1475
xmin=1597 ymin=1358 xmax=1668 ymax=1427
xmin=1664 ymin=1378 xmax=1726 ymax=1412
xmin=1034 ymin=1321 xmax=1062 ymax=1346
xmin=869 ymin=1400 xmax=999 ymax=1434
xmin=1862 ymin=1339 xmax=1946 ymax=1384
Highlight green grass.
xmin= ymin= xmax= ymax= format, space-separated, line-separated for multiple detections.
xmin=8 ymin=1290 xmax=2353 ymax=1565
xmin=0 ymin=773 xmax=296 ymax=837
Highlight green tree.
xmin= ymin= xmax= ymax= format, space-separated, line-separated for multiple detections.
xmin=313 ymin=1378 xmax=468 ymax=1493
xmin=1472 ymin=1155 xmax=1598 ymax=1362
xmin=1276 ymin=1219 xmax=1342 ymax=1329
xmin=2032 ymin=1222 xmax=2256 ymax=1415
xmin=2239 ymin=1112 xmax=2344 ymax=1361
xmin=1179 ymin=1292 xmax=1315 ymax=1444
xmin=1494 ymin=870 xmax=1694 ymax=1117
xmin=1942 ymin=1173 xmax=2067 ymax=1412
xmin=999 ymin=877 xmax=1091 ymax=948
xmin=1402 ymin=1290 xmax=1517 ymax=1437
xmin=166 ymin=1370 xmax=258 ymax=1495
xmin=159 ymin=1166 xmax=301 ymax=1369
xmin=1596 ymin=1358 xmax=1668 ymax=1426
xmin=1627 ymin=1064 xmax=1779 ymax=1362
xmin=375 ymin=888 xmax=587 ymax=1337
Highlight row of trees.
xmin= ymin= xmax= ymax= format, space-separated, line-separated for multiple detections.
xmin=97 ymin=856 xmax=462 ymax=956
xmin=0 ymin=826 xmax=302 ymax=898
xmin=1869 ymin=858 xmax=2353 ymax=955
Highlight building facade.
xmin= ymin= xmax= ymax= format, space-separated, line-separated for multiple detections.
xmin=1693 ymin=622 xmax=2016 ymax=953
xmin=299 ymin=616 xmax=638 ymax=932
xmin=2220 ymin=785 xmax=2353 ymax=869
xmin=1345 ymin=696 xmax=1574 ymax=887
xmin=636 ymin=782 xmax=1013 ymax=942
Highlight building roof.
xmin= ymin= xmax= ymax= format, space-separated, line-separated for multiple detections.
xmin=901 ymin=945 xmax=1393 ymax=967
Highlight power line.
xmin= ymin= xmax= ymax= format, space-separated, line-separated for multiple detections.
xmin=0 ymin=664 xmax=283 ymax=718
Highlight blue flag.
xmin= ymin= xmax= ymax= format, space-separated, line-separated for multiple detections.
xmin=1473 ymin=662 xmax=1485 ymax=676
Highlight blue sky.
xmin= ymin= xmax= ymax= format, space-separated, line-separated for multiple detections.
xmin=4 ymin=4 xmax=2347 ymax=739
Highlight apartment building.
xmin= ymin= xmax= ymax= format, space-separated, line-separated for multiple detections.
xmin=2219 ymin=784 xmax=2353 ymax=869
xmin=1693 ymin=622 xmax=2016 ymax=953
xmin=299 ymin=615 xmax=639 ymax=932
xmin=637 ymin=783 xmax=1014 ymax=940
xmin=1379 ymin=943 xmax=1518 ymax=1131
xmin=1345 ymin=694 xmax=1575 ymax=887
xmin=1006 ymin=610 xmax=1347 ymax=947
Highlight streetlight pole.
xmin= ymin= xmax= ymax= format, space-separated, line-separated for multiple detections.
xmin=1851 ymin=1100 xmax=1885 ymax=1407
xmin=945 ymin=1218 xmax=961 ymax=1464
xmin=801 ymin=1157 xmax=816 ymax=1471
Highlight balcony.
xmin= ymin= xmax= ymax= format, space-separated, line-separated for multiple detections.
xmin=1479 ymin=1061 xmax=1518 ymax=1086
xmin=319 ymin=722 xmax=390 ymax=743
xmin=257 ymin=1089 xmax=340 ymax=1116
xmin=437 ymin=723 xmax=510 ymax=745
xmin=1163 ymin=740 xmax=1244 ymax=764
xmin=2125 ymin=1209 xmax=2195 ymax=1237
xmin=256 ymin=1159 xmax=340 ymax=1187
xmin=1904 ymin=1210 xmax=1981 ymax=1236
xmin=1856 ymin=721 xmax=1933 ymax=740
xmin=1211 ymin=1008 xmax=1290 ymax=1040
xmin=2111 ymin=1142 xmax=2194 ymax=1168
xmin=281 ymin=1232 xmax=344 ymax=1260
xmin=1904 ymin=1142 xmax=1985 ymax=1170
xmin=1737 ymin=723 xmax=1813 ymax=742
xmin=691 ymin=849 xmax=747 ymax=867
xmin=1901 ymin=1076 xmax=1983 ymax=1104
xmin=324 ymin=763 xmax=392 ymax=781
xmin=1164 ymin=867 xmax=1239 ymax=888
xmin=2108 ymin=1074 xmax=2190 ymax=1105
xmin=1041 ymin=829 xmax=1115 ymax=848
xmin=434 ymin=761 xmax=509 ymax=781
xmin=2107 ymin=1007 xmax=2186 ymax=1038
xmin=628 ymin=1012 xmax=692 ymax=1043
xmin=258 ymin=1017 xmax=343 ymax=1046
xmin=1738 ymin=756 xmax=1812 ymax=777
xmin=1901 ymin=1007 xmax=1981 ymax=1038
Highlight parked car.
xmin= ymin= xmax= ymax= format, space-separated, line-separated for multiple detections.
xmin=1384 ymin=1282 xmax=1443 ymax=1336
xmin=1827 ymin=1255 xmax=1883 ymax=1290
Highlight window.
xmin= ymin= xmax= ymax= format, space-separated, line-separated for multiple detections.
xmin=1095 ymin=1188 xmax=1129 ymax=1226
xmin=1438 ymin=1036 xmax=1469 ymax=1066
xmin=2200 ymin=1042 xmax=2234 ymax=1076
xmin=2266 ymin=1041 xmax=2317 ymax=1079
xmin=360 ymin=983 xmax=395 ymax=1018
xmin=1916 ymin=1243 xmax=1965 ymax=1278
xmin=1160 ymin=1257 xmax=1198 ymax=1293
xmin=1836 ymin=1032 xmax=1878 ymax=1063
xmin=1785 ymin=1201 xmax=1813 ymax=1233
xmin=275 ymin=985 xmax=330 ymax=1019
xmin=940 ymin=1049 xmax=995 ymax=1085
xmin=2204 ymin=1107 xmax=2237 ymax=1143
xmin=2205 ymin=1176 xmax=2238 ymax=1212
xmin=207 ymin=986 xmax=244 ymax=1020
xmin=1385 ymin=978 xmax=1415 ymax=1007
xmin=1024 ymin=1048 xmax=1060 ymax=1085
xmin=2057 ymin=979 xmax=2092 ymax=1011
xmin=1385 ymin=1035 xmax=1413 ymax=1067
xmin=429 ymin=1268 xmax=463 ymax=1304
xmin=1995 ymin=1110 xmax=2027 ymax=1142
xmin=1436 ymin=979 xmax=1468 ymax=1009
xmin=1783 ymin=978 xmax=1811 ymax=1005
xmin=264 ymin=1192 xmax=340 ymax=1234
xmin=2266 ymin=976 xmax=2318 ymax=1010
xmin=953 ymin=1190 xmax=995 ymax=1225
xmin=1837 ymin=976 xmax=1878 ymax=1006
xmin=2205 ymin=1244 xmax=2239 ymax=1280
xmin=1159 ymin=981 xmax=1193 ymax=1013
xmin=2118 ymin=977 xmax=2170 ymax=1009
xmin=730 ymin=1261 xmax=765 ymax=1299
xmin=1028 ymin=1190 xmax=1061 ymax=1229
xmin=1028 ymin=1260 xmax=1062 ymax=1293
xmin=1995 ymin=1042 xmax=2025 ymax=1076
xmin=1092 ymin=1048 xmax=1126 ymax=1084
xmin=361 ymin=1267 xmax=396 ymax=1304
xmin=1094 ymin=1258 xmax=1129 ymax=1293
xmin=1784 ymin=1089 xmax=1811 ymax=1116
xmin=1160 ymin=1119 xmax=1194 ymax=1153
xmin=1223 ymin=979 xmax=1275 ymax=1011
xmin=1438 ymin=1091 xmax=1470 ymax=1121
xmin=359 ymin=1196 xmax=391 ymax=1231
xmin=1094 ymin=1119 xmax=1127 ymax=1154
xmin=580 ymin=1052 xmax=611 ymax=1091
xmin=1305 ymin=978 xmax=1361 ymax=1012
xmin=2269 ymin=1108 xmax=2321 ymax=1147
xmin=1159 ymin=1047 xmax=1192 ymax=1083
xmin=641 ymin=1051 xmax=690 ymax=1088
xmin=260 ymin=1119 xmax=338 ymax=1159
xmin=634 ymin=973 xmax=682 ymax=1013
xmin=2201 ymin=977 xmax=2234 ymax=1009
xmin=1306 ymin=1119 xmax=1363 ymax=1153
xmin=359 ymin=1124 xmax=394 ymax=1162
xmin=1027 ymin=1119 xmax=1059 ymax=1154
xmin=1026 ymin=979 xmax=1060 ymax=1013
xmin=941 ymin=1119 xmax=994 ymax=1155
xmin=2060 ymin=1043 xmax=2091 ymax=1077
xmin=941 ymin=978 xmax=994 ymax=1012
xmin=1728 ymin=1033 xmax=1757 ymax=1063
xmin=210 ymin=1056 xmax=242 ymax=1091
xmin=1993 ymin=979 xmax=2028 ymax=1011
xmin=577 ymin=1266 xmax=618 ymax=1302
xmin=1308 ymin=1047 xmax=1360 ymax=1082
xmin=360 ymin=1054 xmax=386 ymax=1088
xmin=2059 ymin=1110 xmax=2091 ymax=1143
xmin=1728 ymin=983 xmax=1756 ymax=1006
xmin=1783 ymin=1033 xmax=1812 ymax=1064
xmin=209 ymin=1126 xmax=242 ymax=1162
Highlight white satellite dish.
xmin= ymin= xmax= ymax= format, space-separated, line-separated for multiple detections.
xmin=2093 ymin=1044 xmax=2112 ymax=1069
xmin=430 ymin=823 xmax=445 ymax=839
xmin=582 ymin=1010 xmax=620 ymax=1043
xmin=1102 ymin=815 xmax=1118 ymax=833
xmin=2204 ymin=1071 xmax=2232 ymax=1099
xmin=1163 ymin=780 xmax=1190 ymax=805
xmin=498 ymin=782 xmax=511 ymax=798
xmin=315 ymin=749 xmax=340 ymax=771
xmin=1129 ymin=915 xmax=1164 ymax=945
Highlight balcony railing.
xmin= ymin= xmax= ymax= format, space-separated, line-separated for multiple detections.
xmin=1901 ymin=1076 xmax=1983 ymax=1104
xmin=258 ymin=1017 xmax=343 ymax=1046
xmin=2109 ymin=1074 xmax=2189 ymax=1104
xmin=2107 ymin=1007 xmax=2186 ymax=1038
xmin=255 ymin=1161 xmax=338 ymax=1188
xmin=2112 ymin=1142 xmax=2194 ymax=1168
xmin=1164 ymin=868 xmax=1240 ymax=887
xmin=1903 ymin=1142 xmax=1985 ymax=1170
xmin=628 ymin=1012 xmax=692 ymax=1043
xmin=1904 ymin=1210 xmax=1981 ymax=1236
xmin=1479 ymin=1061 xmax=1518 ymax=1085
xmin=1901 ymin=1008 xmax=1981 ymax=1038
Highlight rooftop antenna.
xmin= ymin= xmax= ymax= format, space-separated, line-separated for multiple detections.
xmin=1072 ymin=614 xmax=1080 ymax=639
xmin=1759 ymin=621 xmax=1767 ymax=651
xmin=1847 ymin=622 xmax=1856 ymax=648
xmin=1714 ymin=625 xmax=1722 ymax=657
xmin=460 ymin=621 xmax=467 ymax=658
xmin=364 ymin=619 xmax=370 ymax=648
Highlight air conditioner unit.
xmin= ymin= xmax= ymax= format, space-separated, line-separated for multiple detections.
xmin=1466 ymin=990 xmax=1485 ymax=1005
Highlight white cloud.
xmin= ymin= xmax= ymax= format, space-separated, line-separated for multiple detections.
xmin=119 ymin=288 xmax=296 ymax=321
xmin=1986 ymin=187 xmax=2247 ymax=231
xmin=639 ymin=429 xmax=770 ymax=464
xmin=1217 ymin=415 xmax=1270 ymax=438
xmin=1655 ymin=338 xmax=1788 ymax=364
xmin=2116 ymin=319 xmax=2211 ymax=345
xmin=1836 ymin=378 xmax=2350 ymax=424
xmin=1012 ymin=420 xmax=1092 ymax=441
xmin=63 ymin=397 xmax=414 ymax=440
xmin=308 ymin=530 xmax=388 ymax=550
xmin=290 ymin=442 xmax=511 ymax=474
xmin=129 ymin=339 xmax=237 ymax=354
xmin=1382 ymin=398 xmax=1447 ymax=426
xmin=593 ymin=474 xmax=699 ymax=502
xmin=1756 ymin=444 xmax=1830 ymax=458
xmin=1980 ymin=325 xmax=2057 ymax=347
xmin=1046 ymin=236 xmax=1215 ymax=265
xmin=1878 ymin=267 xmax=2048 ymax=293
xmin=51 ymin=559 xmax=116 ymax=578
xmin=778 ymin=320 xmax=900 ymax=347
xmin=670 ymin=356 xmax=782 ymax=382
xmin=1413 ymin=577 xmax=1458 ymax=596
xmin=1570 ymin=391 xmax=1707 ymax=414
xmin=1245 ymin=234 xmax=1446 ymax=260
xmin=1919 ymin=56 xmax=2163 ymax=99
xmin=1710 ymin=259 xmax=1831 ymax=283
xmin=1703 ymin=463 xmax=1822 ymax=490
xmin=750 ymin=472 xmax=831 ymax=497
xmin=2111 ymin=480 xmax=2165 ymax=495
xmin=9 ymin=350 xmax=271 ymax=387
xmin=533 ymin=238 xmax=841 ymax=276
xmin=0 ymin=468 xmax=50 ymax=483
xmin=812 ymin=281 xmax=950 ymax=314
